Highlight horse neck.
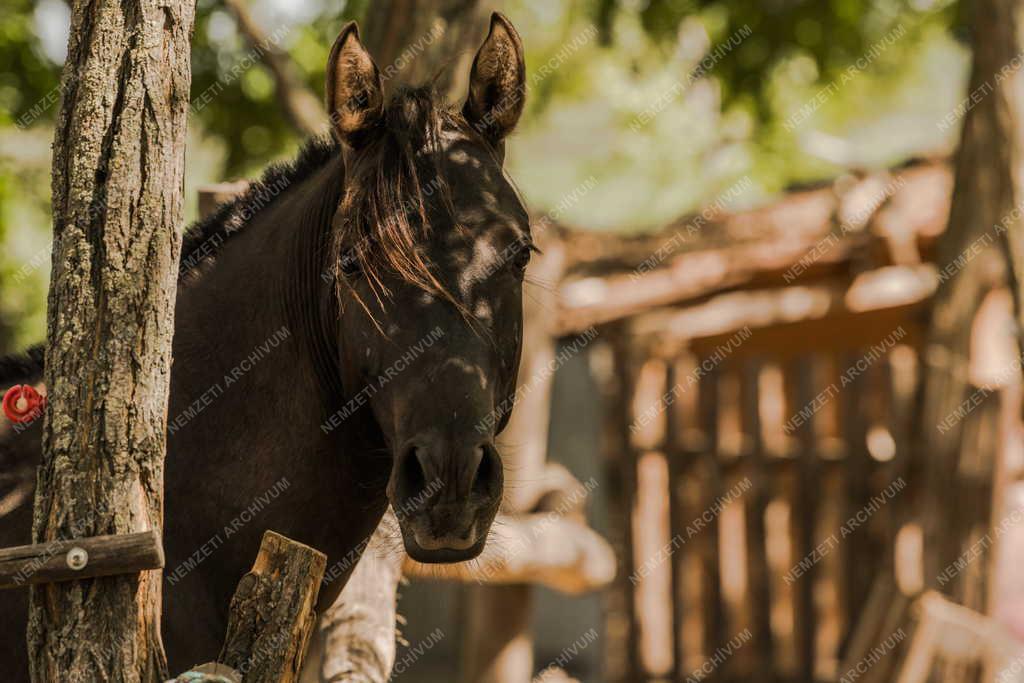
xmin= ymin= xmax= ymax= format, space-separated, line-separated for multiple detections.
xmin=170 ymin=155 xmax=366 ymax=446
xmin=165 ymin=157 xmax=391 ymax=582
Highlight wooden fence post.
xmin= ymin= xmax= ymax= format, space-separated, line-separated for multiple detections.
xmin=175 ymin=531 xmax=327 ymax=683
xmin=27 ymin=0 xmax=195 ymax=679
xmin=218 ymin=532 xmax=327 ymax=682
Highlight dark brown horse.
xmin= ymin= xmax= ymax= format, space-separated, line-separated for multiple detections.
xmin=0 ymin=13 xmax=530 ymax=674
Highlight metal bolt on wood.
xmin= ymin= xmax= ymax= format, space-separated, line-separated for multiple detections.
xmin=66 ymin=547 xmax=88 ymax=571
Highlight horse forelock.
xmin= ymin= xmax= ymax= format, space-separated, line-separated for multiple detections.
xmin=331 ymin=86 xmax=484 ymax=318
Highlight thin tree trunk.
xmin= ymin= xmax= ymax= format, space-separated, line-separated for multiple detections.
xmin=362 ymin=0 xmax=500 ymax=102
xmin=991 ymin=4 xmax=1024 ymax=350
xmin=917 ymin=0 xmax=1017 ymax=602
xmin=28 ymin=0 xmax=195 ymax=680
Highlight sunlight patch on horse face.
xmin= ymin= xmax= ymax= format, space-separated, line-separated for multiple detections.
xmin=420 ymin=125 xmax=472 ymax=158
xmin=458 ymin=239 xmax=502 ymax=299
xmin=474 ymin=300 xmax=493 ymax=324
xmin=437 ymin=357 xmax=489 ymax=391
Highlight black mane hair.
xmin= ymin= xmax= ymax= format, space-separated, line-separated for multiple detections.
xmin=178 ymin=135 xmax=340 ymax=281
xmin=331 ymin=85 xmax=480 ymax=315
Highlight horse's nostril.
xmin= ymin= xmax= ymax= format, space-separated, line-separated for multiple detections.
xmin=472 ymin=443 xmax=501 ymax=498
xmin=397 ymin=445 xmax=429 ymax=506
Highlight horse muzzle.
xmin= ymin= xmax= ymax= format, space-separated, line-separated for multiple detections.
xmin=389 ymin=434 xmax=503 ymax=563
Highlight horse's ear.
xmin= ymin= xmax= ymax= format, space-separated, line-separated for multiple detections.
xmin=326 ymin=22 xmax=384 ymax=149
xmin=463 ymin=13 xmax=526 ymax=144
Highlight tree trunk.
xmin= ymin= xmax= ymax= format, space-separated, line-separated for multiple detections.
xmin=917 ymin=0 xmax=1017 ymax=602
xmin=362 ymin=0 xmax=500 ymax=102
xmin=27 ymin=0 xmax=195 ymax=680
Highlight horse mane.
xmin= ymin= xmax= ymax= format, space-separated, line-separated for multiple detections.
xmin=179 ymin=135 xmax=340 ymax=281
xmin=182 ymin=85 xmax=473 ymax=314
xmin=331 ymin=85 xmax=475 ymax=315
xmin=0 ymin=345 xmax=45 ymax=384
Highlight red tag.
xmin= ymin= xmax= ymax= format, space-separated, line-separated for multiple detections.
xmin=2 ymin=385 xmax=46 ymax=424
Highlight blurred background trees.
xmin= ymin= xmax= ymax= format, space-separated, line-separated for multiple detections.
xmin=0 ymin=0 xmax=970 ymax=350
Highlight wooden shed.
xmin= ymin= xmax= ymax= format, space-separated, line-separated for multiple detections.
xmin=548 ymin=161 xmax=1024 ymax=682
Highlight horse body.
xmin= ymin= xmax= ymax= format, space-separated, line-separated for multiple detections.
xmin=159 ymin=150 xmax=392 ymax=667
xmin=0 ymin=13 xmax=529 ymax=677
xmin=0 ymin=147 xmax=391 ymax=672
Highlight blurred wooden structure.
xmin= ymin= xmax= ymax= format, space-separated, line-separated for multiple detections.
xmin=552 ymin=161 xmax=1023 ymax=682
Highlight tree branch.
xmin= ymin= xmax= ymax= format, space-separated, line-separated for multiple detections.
xmin=222 ymin=0 xmax=328 ymax=137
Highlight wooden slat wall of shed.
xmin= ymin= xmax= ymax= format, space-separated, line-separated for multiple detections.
xmin=697 ymin=364 xmax=728 ymax=679
xmin=839 ymin=348 xmax=874 ymax=658
xmin=740 ymin=360 xmax=774 ymax=683
xmin=604 ymin=312 xmax=938 ymax=683
xmin=665 ymin=361 xmax=688 ymax=682
xmin=603 ymin=333 xmax=643 ymax=683
xmin=786 ymin=358 xmax=820 ymax=683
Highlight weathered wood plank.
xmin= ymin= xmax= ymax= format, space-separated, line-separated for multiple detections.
xmin=0 ymin=530 xmax=163 ymax=589
xmin=665 ymin=361 xmax=688 ymax=681
xmin=788 ymin=360 xmax=819 ymax=683
xmin=839 ymin=349 xmax=873 ymax=657
xmin=607 ymin=339 xmax=643 ymax=683
xmin=217 ymin=531 xmax=326 ymax=683
xmin=740 ymin=361 xmax=774 ymax=683
xmin=697 ymin=364 xmax=727 ymax=680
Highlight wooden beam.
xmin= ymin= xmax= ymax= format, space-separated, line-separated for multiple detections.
xmin=552 ymin=162 xmax=951 ymax=337
xmin=0 ymin=530 xmax=163 ymax=589
xmin=619 ymin=264 xmax=936 ymax=360
xmin=556 ymin=237 xmax=862 ymax=336
xmin=405 ymin=513 xmax=615 ymax=593
xmin=197 ymin=181 xmax=251 ymax=219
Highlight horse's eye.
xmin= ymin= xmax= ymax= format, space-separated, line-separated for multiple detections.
xmin=340 ymin=251 xmax=361 ymax=277
xmin=512 ymin=244 xmax=532 ymax=272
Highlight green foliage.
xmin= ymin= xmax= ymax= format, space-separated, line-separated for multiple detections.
xmin=189 ymin=0 xmax=365 ymax=174
xmin=628 ymin=0 xmax=964 ymax=119
xmin=0 ymin=0 xmax=62 ymax=129
xmin=0 ymin=0 xmax=977 ymax=346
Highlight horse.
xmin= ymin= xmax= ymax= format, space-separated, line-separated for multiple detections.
xmin=0 ymin=12 xmax=531 ymax=675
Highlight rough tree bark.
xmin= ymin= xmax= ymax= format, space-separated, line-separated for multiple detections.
xmin=217 ymin=532 xmax=327 ymax=683
xmin=27 ymin=0 xmax=195 ymax=680
xmin=917 ymin=0 xmax=1018 ymax=604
